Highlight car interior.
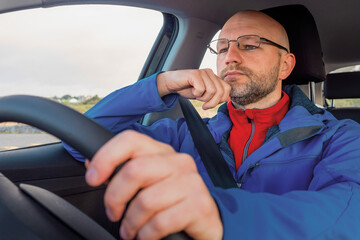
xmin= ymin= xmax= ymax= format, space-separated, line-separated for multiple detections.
xmin=0 ymin=0 xmax=359 ymax=239
xmin=324 ymin=71 xmax=360 ymax=123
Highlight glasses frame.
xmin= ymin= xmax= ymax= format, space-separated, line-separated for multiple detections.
xmin=207 ymin=35 xmax=289 ymax=55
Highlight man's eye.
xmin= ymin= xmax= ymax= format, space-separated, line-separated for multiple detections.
xmin=243 ymin=44 xmax=257 ymax=50
xmin=218 ymin=48 xmax=228 ymax=54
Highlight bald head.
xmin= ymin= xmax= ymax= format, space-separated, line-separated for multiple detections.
xmin=220 ymin=10 xmax=290 ymax=51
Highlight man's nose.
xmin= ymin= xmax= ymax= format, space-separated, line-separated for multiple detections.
xmin=224 ymin=42 xmax=244 ymax=65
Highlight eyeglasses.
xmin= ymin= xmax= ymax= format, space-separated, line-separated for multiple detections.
xmin=207 ymin=35 xmax=289 ymax=55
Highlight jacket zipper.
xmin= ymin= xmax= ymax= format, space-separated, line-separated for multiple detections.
xmin=237 ymin=118 xmax=257 ymax=188
xmin=238 ymin=162 xmax=261 ymax=188
xmin=242 ymin=118 xmax=255 ymax=163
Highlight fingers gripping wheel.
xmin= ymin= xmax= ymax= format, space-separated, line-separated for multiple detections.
xmin=0 ymin=95 xmax=191 ymax=240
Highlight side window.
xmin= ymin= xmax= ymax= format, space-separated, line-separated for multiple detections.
xmin=326 ymin=65 xmax=360 ymax=107
xmin=0 ymin=5 xmax=162 ymax=151
xmin=197 ymin=30 xmax=221 ymax=118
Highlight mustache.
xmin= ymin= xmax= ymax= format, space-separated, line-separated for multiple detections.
xmin=219 ymin=65 xmax=253 ymax=79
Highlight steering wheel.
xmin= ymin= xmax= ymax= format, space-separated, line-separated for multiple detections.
xmin=0 ymin=95 xmax=190 ymax=240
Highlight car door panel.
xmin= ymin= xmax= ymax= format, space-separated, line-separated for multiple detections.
xmin=0 ymin=142 xmax=120 ymax=237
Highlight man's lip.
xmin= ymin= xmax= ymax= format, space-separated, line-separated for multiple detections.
xmin=224 ymin=71 xmax=244 ymax=79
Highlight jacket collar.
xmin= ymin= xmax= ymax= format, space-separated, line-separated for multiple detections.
xmin=213 ymin=84 xmax=327 ymax=155
xmin=283 ymin=84 xmax=323 ymax=115
xmin=210 ymin=84 xmax=328 ymax=177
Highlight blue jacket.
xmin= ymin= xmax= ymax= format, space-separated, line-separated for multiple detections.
xmin=64 ymin=73 xmax=360 ymax=239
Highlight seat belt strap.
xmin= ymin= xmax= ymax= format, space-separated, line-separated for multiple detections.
xmin=179 ymin=97 xmax=237 ymax=189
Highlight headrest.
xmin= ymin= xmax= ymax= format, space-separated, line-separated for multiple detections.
xmin=324 ymin=72 xmax=360 ymax=99
xmin=262 ymin=5 xmax=325 ymax=85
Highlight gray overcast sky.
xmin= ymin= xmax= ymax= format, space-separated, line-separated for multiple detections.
xmin=0 ymin=5 xmax=217 ymax=98
xmin=0 ymin=5 xmax=162 ymax=97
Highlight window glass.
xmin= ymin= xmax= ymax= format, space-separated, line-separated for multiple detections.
xmin=0 ymin=5 xmax=162 ymax=151
xmin=197 ymin=30 xmax=221 ymax=118
xmin=327 ymin=65 xmax=360 ymax=108
xmin=330 ymin=65 xmax=360 ymax=74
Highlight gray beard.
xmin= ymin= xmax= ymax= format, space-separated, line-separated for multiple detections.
xmin=226 ymin=63 xmax=280 ymax=107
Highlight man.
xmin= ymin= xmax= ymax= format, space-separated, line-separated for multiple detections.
xmin=65 ymin=10 xmax=360 ymax=239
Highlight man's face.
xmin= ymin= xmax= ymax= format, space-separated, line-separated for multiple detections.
xmin=216 ymin=14 xmax=284 ymax=107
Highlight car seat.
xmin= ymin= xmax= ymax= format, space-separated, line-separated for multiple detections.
xmin=262 ymin=5 xmax=325 ymax=89
xmin=324 ymin=72 xmax=360 ymax=123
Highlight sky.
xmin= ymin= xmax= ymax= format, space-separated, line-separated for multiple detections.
xmin=0 ymin=4 xmax=218 ymax=98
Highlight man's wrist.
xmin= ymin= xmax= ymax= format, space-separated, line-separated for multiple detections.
xmin=156 ymin=72 xmax=171 ymax=97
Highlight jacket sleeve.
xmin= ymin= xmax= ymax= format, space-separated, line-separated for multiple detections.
xmin=210 ymin=122 xmax=360 ymax=239
xmin=62 ymin=72 xmax=184 ymax=162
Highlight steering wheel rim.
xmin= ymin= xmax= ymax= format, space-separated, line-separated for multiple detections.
xmin=0 ymin=95 xmax=114 ymax=159
xmin=0 ymin=95 xmax=191 ymax=240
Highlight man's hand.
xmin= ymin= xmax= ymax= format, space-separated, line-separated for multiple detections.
xmin=157 ymin=69 xmax=231 ymax=110
xmin=85 ymin=130 xmax=223 ymax=240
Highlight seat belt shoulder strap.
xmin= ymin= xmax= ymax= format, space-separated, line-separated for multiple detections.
xmin=179 ymin=97 xmax=237 ymax=189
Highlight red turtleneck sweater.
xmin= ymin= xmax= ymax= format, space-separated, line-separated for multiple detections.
xmin=227 ymin=92 xmax=290 ymax=170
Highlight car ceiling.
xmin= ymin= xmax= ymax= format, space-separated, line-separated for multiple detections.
xmin=1 ymin=0 xmax=359 ymax=72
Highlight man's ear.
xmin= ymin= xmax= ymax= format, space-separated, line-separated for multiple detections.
xmin=279 ymin=53 xmax=296 ymax=80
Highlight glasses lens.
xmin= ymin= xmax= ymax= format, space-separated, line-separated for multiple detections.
xmin=237 ymin=35 xmax=260 ymax=50
xmin=208 ymin=36 xmax=262 ymax=54
xmin=209 ymin=39 xmax=229 ymax=54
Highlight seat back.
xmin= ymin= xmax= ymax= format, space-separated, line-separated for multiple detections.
xmin=324 ymin=72 xmax=360 ymax=123
xmin=262 ymin=5 xmax=325 ymax=86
